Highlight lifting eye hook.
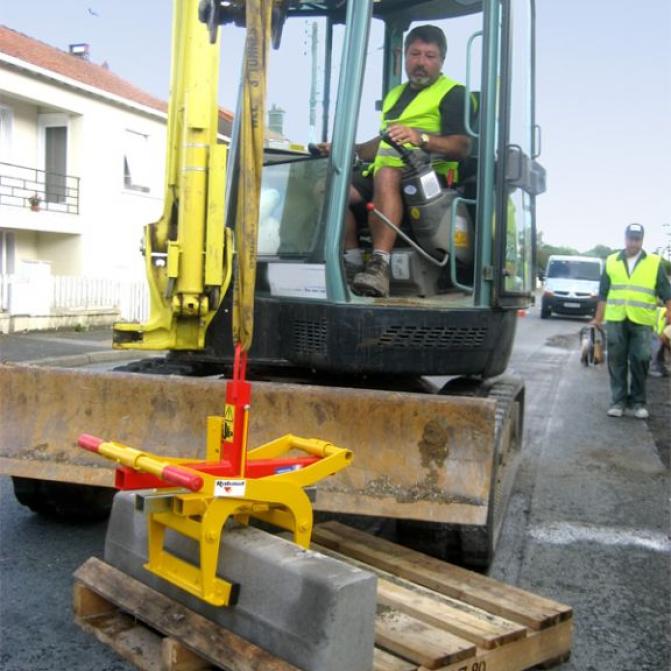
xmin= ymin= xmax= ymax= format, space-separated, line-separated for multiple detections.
xmin=198 ymin=0 xmax=289 ymax=48
xmin=198 ymin=0 xmax=224 ymax=44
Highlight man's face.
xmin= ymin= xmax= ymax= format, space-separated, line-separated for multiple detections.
xmin=405 ymin=39 xmax=444 ymax=88
xmin=625 ymin=235 xmax=643 ymax=256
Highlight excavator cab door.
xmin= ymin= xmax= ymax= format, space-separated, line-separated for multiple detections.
xmin=492 ymin=0 xmax=546 ymax=308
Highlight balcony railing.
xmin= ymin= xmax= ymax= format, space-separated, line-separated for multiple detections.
xmin=0 ymin=161 xmax=80 ymax=214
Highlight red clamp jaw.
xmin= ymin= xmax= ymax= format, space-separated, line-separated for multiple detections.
xmin=221 ymin=343 xmax=252 ymax=477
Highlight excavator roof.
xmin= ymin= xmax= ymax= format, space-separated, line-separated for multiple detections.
xmin=285 ymin=0 xmax=482 ymax=22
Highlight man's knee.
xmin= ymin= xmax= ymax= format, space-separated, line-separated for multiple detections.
xmin=348 ymin=185 xmax=363 ymax=205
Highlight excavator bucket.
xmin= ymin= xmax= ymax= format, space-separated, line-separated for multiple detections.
xmin=0 ymin=361 xmax=522 ymax=564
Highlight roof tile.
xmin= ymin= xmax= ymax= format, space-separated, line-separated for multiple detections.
xmin=0 ymin=25 xmax=233 ymax=128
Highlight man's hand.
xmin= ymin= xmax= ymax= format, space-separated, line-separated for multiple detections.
xmin=313 ymin=142 xmax=331 ymax=156
xmin=386 ymin=125 xmax=422 ymax=147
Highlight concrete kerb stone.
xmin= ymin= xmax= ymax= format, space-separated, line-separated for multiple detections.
xmin=105 ymin=491 xmax=377 ymax=671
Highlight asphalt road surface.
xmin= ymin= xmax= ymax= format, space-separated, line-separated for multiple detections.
xmin=0 ymin=310 xmax=669 ymax=670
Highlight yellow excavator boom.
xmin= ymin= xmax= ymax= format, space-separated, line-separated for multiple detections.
xmin=114 ymin=0 xmax=231 ymax=351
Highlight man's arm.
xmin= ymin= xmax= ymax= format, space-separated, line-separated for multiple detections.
xmin=590 ymin=269 xmax=611 ymax=326
xmin=383 ymin=125 xmax=471 ymax=159
xmin=385 ymin=84 xmax=471 ymax=160
xmin=591 ymin=301 xmax=607 ymax=326
xmin=314 ymin=136 xmax=380 ymax=162
xmin=354 ymin=136 xmax=381 ymax=162
xmin=656 ymin=262 xmax=671 ymax=325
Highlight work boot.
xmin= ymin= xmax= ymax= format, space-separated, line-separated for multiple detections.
xmin=631 ymin=404 xmax=649 ymax=419
xmin=344 ymin=259 xmax=364 ymax=284
xmin=352 ymin=254 xmax=390 ymax=297
xmin=607 ymin=403 xmax=624 ymax=418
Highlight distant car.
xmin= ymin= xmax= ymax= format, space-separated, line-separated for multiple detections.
xmin=541 ymin=255 xmax=603 ymax=319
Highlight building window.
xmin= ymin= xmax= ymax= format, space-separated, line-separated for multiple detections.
xmin=123 ymin=130 xmax=151 ymax=193
xmin=45 ymin=126 xmax=67 ymax=203
xmin=38 ymin=113 xmax=69 ymax=205
xmin=0 ymin=106 xmax=13 ymax=161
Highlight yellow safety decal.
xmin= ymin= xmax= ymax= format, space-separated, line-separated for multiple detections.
xmin=223 ymin=404 xmax=235 ymax=441
xmin=454 ymin=230 xmax=469 ymax=247
xmin=410 ymin=207 xmax=421 ymax=220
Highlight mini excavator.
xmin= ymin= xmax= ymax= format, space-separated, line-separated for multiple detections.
xmin=3 ymin=0 xmax=545 ymax=570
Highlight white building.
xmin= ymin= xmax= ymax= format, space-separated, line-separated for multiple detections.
xmin=0 ymin=26 xmax=233 ymax=328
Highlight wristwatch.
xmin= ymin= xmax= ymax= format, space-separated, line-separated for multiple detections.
xmin=419 ymin=133 xmax=430 ymax=149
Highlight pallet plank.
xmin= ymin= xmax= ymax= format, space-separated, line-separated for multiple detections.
xmin=73 ymin=581 xmax=117 ymax=618
xmin=373 ymin=648 xmax=418 ymax=671
xmin=419 ymin=619 xmax=573 ymax=671
xmin=75 ymin=607 xmax=163 ymax=671
xmin=161 ymin=638 xmax=212 ymax=671
xmin=313 ymin=542 xmax=526 ymax=650
xmin=314 ymin=522 xmax=572 ymax=630
xmin=74 ymin=557 xmax=300 ymax=671
xmin=378 ymin=580 xmax=526 ymax=650
xmin=376 ymin=610 xmax=476 ymax=670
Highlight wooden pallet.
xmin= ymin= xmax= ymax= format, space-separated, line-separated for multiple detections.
xmin=73 ymin=522 xmax=572 ymax=671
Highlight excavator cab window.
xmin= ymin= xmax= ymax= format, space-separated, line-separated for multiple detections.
xmin=258 ymin=156 xmax=328 ymax=258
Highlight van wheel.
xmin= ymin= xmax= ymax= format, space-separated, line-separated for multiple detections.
xmin=540 ymin=300 xmax=551 ymax=319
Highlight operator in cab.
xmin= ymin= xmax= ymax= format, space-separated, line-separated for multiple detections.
xmin=317 ymin=25 xmax=472 ymax=297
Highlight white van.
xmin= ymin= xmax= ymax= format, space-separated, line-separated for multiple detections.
xmin=541 ymin=255 xmax=603 ymax=319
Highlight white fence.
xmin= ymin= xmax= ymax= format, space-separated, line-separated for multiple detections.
xmin=0 ymin=274 xmax=149 ymax=322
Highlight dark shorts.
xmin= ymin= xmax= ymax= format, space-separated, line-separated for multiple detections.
xmin=350 ymin=164 xmax=449 ymax=204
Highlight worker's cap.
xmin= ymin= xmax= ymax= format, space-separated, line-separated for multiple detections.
xmin=625 ymin=223 xmax=644 ymax=238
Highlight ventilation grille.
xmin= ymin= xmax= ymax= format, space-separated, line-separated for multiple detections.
xmin=292 ymin=318 xmax=328 ymax=356
xmin=376 ymin=325 xmax=487 ymax=350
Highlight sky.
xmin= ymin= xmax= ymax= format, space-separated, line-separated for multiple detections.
xmin=1 ymin=0 xmax=670 ymax=257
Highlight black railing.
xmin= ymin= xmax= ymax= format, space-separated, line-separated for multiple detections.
xmin=0 ymin=162 xmax=80 ymax=214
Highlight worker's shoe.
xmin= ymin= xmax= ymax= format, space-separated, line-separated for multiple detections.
xmin=352 ymin=254 xmax=390 ymax=297
xmin=631 ymin=404 xmax=649 ymax=419
xmin=606 ymin=403 xmax=624 ymax=418
xmin=344 ymin=259 xmax=365 ymax=284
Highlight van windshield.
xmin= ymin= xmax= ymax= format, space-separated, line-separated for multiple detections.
xmin=547 ymin=260 xmax=601 ymax=281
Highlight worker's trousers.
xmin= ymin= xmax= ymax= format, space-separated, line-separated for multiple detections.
xmin=606 ymin=319 xmax=652 ymax=406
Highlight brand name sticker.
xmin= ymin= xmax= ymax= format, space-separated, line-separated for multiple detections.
xmin=214 ymin=479 xmax=246 ymax=497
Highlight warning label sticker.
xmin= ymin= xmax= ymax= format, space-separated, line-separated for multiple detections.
xmin=223 ymin=404 xmax=235 ymax=441
xmin=214 ymin=479 xmax=246 ymax=498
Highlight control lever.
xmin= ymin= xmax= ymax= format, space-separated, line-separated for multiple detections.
xmin=380 ymin=132 xmax=427 ymax=174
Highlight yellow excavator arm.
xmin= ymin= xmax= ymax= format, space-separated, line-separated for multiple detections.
xmin=114 ymin=0 xmax=232 ymax=350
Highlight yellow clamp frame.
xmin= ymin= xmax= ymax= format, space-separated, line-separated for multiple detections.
xmin=99 ymin=434 xmax=352 ymax=607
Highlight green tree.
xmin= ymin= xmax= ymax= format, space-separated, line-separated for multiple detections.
xmin=582 ymin=244 xmax=614 ymax=259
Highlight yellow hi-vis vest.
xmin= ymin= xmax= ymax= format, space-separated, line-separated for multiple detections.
xmin=604 ymin=252 xmax=661 ymax=326
xmin=370 ymin=74 xmax=462 ymax=179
